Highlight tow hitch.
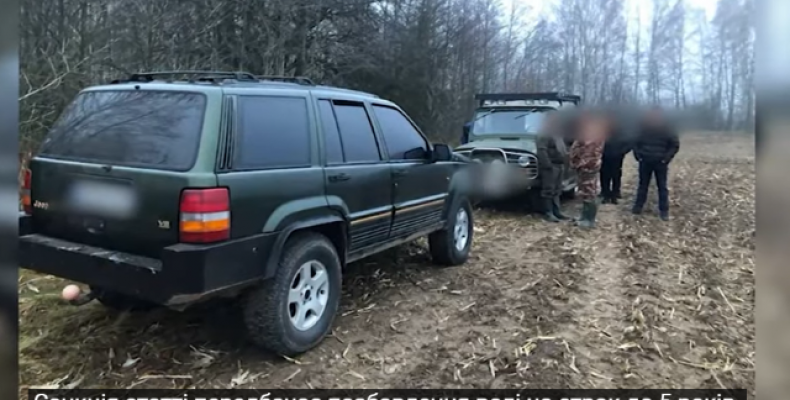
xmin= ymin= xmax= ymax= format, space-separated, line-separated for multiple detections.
xmin=62 ymin=284 xmax=96 ymax=306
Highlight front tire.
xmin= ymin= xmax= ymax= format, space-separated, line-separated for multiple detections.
xmin=429 ymin=197 xmax=474 ymax=266
xmin=242 ymin=232 xmax=342 ymax=356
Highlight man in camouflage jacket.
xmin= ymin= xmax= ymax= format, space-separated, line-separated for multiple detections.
xmin=569 ymin=113 xmax=609 ymax=228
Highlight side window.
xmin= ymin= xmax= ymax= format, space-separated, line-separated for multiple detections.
xmin=371 ymin=105 xmax=429 ymax=160
xmin=332 ymin=102 xmax=381 ymax=163
xmin=317 ymin=100 xmax=344 ymax=164
xmin=236 ymin=96 xmax=311 ymax=169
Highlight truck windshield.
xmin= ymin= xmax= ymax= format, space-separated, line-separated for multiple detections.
xmin=471 ymin=109 xmax=548 ymax=136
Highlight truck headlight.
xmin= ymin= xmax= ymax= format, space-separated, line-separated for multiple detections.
xmin=517 ymin=156 xmax=531 ymax=167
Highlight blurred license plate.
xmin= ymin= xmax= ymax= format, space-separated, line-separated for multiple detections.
xmin=67 ymin=180 xmax=136 ymax=218
xmin=483 ymin=163 xmax=509 ymax=193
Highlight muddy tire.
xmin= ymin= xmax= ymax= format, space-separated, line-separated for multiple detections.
xmin=242 ymin=232 xmax=342 ymax=356
xmin=91 ymin=287 xmax=158 ymax=312
xmin=429 ymin=197 xmax=473 ymax=266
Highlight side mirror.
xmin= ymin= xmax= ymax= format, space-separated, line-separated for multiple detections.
xmin=431 ymin=143 xmax=453 ymax=162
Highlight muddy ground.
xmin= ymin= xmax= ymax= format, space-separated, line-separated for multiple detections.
xmin=18 ymin=132 xmax=754 ymax=393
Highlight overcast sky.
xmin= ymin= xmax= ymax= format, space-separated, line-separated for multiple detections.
xmin=501 ymin=0 xmax=718 ymax=24
xmin=501 ymin=0 xmax=785 ymax=90
xmin=496 ymin=0 xmax=723 ymax=102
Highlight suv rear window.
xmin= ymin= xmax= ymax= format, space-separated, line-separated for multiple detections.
xmin=38 ymin=90 xmax=206 ymax=170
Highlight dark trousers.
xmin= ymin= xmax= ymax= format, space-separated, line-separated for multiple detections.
xmin=600 ymin=155 xmax=625 ymax=199
xmin=633 ymin=160 xmax=669 ymax=212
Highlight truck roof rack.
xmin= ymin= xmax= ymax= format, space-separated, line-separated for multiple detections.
xmin=256 ymin=75 xmax=315 ymax=86
xmin=475 ymin=92 xmax=582 ymax=106
xmin=111 ymin=70 xmax=258 ymax=84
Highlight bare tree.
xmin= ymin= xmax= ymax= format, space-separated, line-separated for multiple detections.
xmin=19 ymin=0 xmax=756 ymax=156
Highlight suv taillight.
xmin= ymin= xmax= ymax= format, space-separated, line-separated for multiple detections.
xmin=179 ymin=188 xmax=230 ymax=243
xmin=22 ymin=169 xmax=32 ymax=215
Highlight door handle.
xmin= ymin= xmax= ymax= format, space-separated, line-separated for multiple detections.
xmin=392 ymin=169 xmax=407 ymax=177
xmin=328 ymin=173 xmax=350 ymax=182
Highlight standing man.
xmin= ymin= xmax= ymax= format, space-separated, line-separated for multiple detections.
xmin=569 ymin=111 xmax=609 ymax=229
xmin=631 ymin=107 xmax=680 ymax=221
xmin=536 ymin=111 xmax=570 ymax=222
xmin=461 ymin=121 xmax=473 ymax=145
xmin=600 ymin=115 xmax=632 ymax=204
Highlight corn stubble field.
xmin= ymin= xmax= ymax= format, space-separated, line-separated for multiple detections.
xmin=18 ymin=132 xmax=754 ymax=396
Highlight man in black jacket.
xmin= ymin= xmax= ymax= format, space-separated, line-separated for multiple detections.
xmin=599 ymin=118 xmax=632 ymax=204
xmin=632 ymin=107 xmax=680 ymax=220
xmin=461 ymin=121 xmax=472 ymax=144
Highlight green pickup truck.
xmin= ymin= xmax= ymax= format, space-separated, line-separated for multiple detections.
xmin=455 ymin=92 xmax=581 ymax=202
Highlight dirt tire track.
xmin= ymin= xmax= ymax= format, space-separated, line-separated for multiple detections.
xmin=396 ymin=210 xmax=583 ymax=388
xmin=612 ymin=157 xmax=713 ymax=388
xmin=617 ymin=210 xmax=714 ymax=388
xmin=541 ymin=198 xmax=635 ymax=388
xmin=666 ymin=147 xmax=755 ymax=391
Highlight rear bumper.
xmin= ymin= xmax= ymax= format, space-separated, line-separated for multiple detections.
xmin=18 ymin=215 xmax=277 ymax=306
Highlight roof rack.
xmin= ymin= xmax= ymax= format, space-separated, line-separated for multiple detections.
xmin=256 ymin=75 xmax=315 ymax=85
xmin=475 ymin=92 xmax=582 ymax=106
xmin=111 ymin=70 xmax=258 ymax=84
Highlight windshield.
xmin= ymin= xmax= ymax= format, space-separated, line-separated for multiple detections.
xmin=471 ymin=109 xmax=548 ymax=136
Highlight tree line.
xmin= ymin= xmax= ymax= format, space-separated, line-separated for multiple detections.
xmin=19 ymin=0 xmax=755 ymax=154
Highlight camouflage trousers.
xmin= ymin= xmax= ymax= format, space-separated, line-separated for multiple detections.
xmin=539 ymin=165 xmax=564 ymax=198
xmin=577 ymin=171 xmax=600 ymax=201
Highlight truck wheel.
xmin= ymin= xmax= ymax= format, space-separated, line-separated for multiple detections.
xmin=429 ymin=197 xmax=474 ymax=266
xmin=90 ymin=287 xmax=158 ymax=312
xmin=243 ymin=232 xmax=342 ymax=356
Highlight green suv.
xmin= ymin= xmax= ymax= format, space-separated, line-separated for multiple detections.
xmin=18 ymin=71 xmax=474 ymax=355
xmin=455 ymin=92 xmax=580 ymax=201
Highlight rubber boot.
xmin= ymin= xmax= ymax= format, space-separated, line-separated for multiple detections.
xmin=551 ymin=196 xmax=570 ymax=220
xmin=542 ymin=197 xmax=560 ymax=222
xmin=572 ymin=202 xmax=588 ymax=226
xmin=589 ymin=200 xmax=599 ymax=226
xmin=574 ymin=201 xmax=597 ymax=229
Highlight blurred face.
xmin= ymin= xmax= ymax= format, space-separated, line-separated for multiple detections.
xmin=579 ymin=115 xmax=609 ymax=141
xmin=645 ymin=109 xmax=663 ymax=125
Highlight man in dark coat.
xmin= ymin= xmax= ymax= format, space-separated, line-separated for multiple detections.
xmin=599 ymin=118 xmax=632 ymax=204
xmin=461 ymin=121 xmax=472 ymax=144
xmin=632 ymin=107 xmax=680 ymax=221
xmin=536 ymin=111 xmax=570 ymax=222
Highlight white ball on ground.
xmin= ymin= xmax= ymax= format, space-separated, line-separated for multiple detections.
xmin=61 ymin=284 xmax=81 ymax=301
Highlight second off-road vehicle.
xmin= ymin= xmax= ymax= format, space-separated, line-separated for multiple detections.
xmin=18 ymin=71 xmax=474 ymax=356
xmin=454 ymin=92 xmax=581 ymax=202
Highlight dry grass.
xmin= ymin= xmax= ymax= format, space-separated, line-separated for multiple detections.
xmin=18 ymin=131 xmax=754 ymax=394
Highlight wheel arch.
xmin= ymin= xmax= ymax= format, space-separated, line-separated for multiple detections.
xmin=262 ymin=197 xmax=351 ymax=279
xmin=443 ymin=166 xmax=473 ymax=225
